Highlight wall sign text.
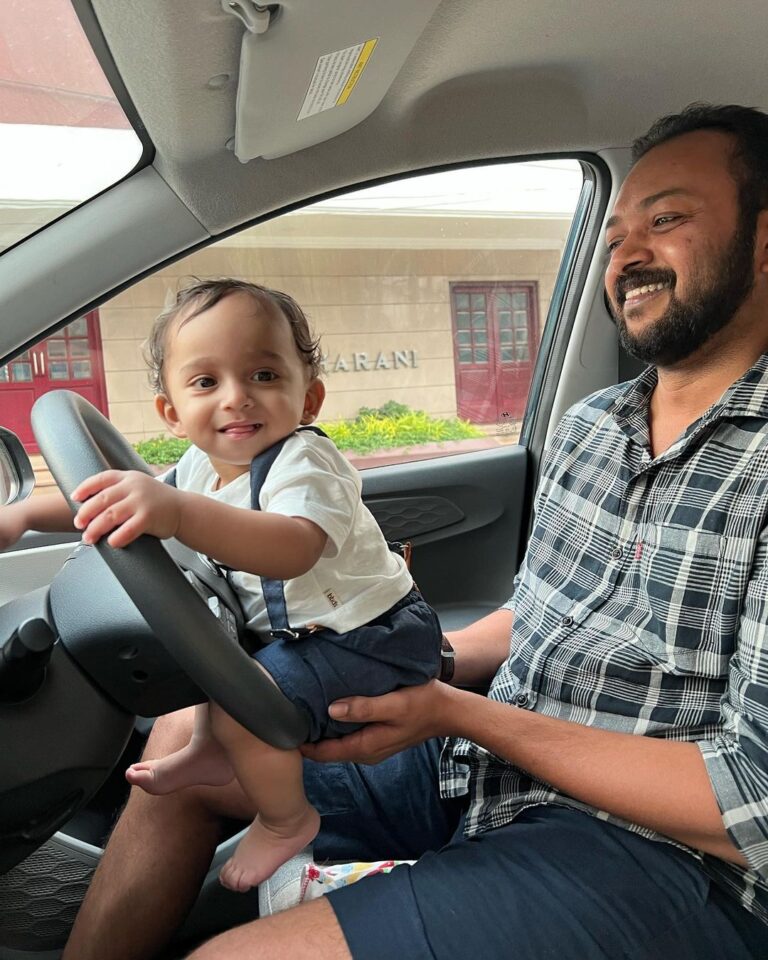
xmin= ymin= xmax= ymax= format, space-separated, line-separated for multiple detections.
xmin=321 ymin=350 xmax=419 ymax=374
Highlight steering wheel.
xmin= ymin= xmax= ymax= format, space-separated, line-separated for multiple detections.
xmin=31 ymin=390 xmax=309 ymax=749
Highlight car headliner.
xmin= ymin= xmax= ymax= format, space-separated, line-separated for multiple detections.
xmin=97 ymin=0 xmax=766 ymax=232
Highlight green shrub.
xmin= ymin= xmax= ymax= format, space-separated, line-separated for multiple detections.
xmin=320 ymin=403 xmax=483 ymax=455
xmin=356 ymin=400 xmax=411 ymax=420
xmin=134 ymin=436 xmax=191 ymax=465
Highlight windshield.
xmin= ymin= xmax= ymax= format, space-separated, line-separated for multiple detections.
xmin=0 ymin=0 xmax=144 ymax=254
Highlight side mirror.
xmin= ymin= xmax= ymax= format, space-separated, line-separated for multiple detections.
xmin=0 ymin=428 xmax=35 ymax=505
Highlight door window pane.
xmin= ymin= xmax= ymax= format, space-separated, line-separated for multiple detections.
xmin=11 ymin=362 xmax=32 ymax=382
xmin=49 ymin=362 xmax=70 ymax=380
xmin=47 ymin=340 xmax=67 ymax=358
xmin=67 ymin=317 xmax=89 ymax=337
xmin=72 ymin=360 xmax=92 ymax=379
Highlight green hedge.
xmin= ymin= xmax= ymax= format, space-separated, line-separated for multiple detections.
xmin=321 ymin=402 xmax=483 ymax=454
xmin=133 ymin=436 xmax=192 ymax=465
xmin=133 ymin=402 xmax=483 ymax=464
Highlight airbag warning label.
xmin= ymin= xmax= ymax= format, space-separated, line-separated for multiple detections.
xmin=297 ymin=39 xmax=378 ymax=121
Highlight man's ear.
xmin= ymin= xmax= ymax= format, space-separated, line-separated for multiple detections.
xmin=300 ymin=378 xmax=326 ymax=425
xmin=154 ymin=394 xmax=188 ymax=438
xmin=756 ymin=210 xmax=768 ymax=275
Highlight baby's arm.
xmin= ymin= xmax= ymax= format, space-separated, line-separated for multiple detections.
xmin=72 ymin=470 xmax=327 ymax=579
xmin=0 ymin=490 xmax=76 ymax=550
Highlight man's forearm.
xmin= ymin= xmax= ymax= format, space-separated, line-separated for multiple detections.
xmin=447 ymin=607 xmax=513 ymax=686
xmin=447 ymin=689 xmax=746 ymax=867
xmin=18 ymin=490 xmax=76 ymax=533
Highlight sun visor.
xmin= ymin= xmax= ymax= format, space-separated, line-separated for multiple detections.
xmin=223 ymin=0 xmax=441 ymax=162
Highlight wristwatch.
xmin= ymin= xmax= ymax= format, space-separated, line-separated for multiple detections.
xmin=438 ymin=634 xmax=455 ymax=683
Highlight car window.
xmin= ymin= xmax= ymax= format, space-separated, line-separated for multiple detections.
xmin=0 ymin=0 xmax=143 ymax=254
xmin=4 ymin=160 xmax=584 ymax=492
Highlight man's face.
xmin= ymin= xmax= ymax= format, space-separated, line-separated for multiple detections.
xmin=604 ymin=130 xmax=757 ymax=367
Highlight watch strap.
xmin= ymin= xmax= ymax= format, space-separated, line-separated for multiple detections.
xmin=439 ymin=634 xmax=455 ymax=683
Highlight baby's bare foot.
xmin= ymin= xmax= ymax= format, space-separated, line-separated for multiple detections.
xmin=126 ymin=739 xmax=234 ymax=795
xmin=219 ymin=806 xmax=321 ymax=893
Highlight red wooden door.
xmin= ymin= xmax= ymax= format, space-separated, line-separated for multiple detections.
xmin=0 ymin=312 xmax=108 ymax=452
xmin=451 ymin=283 xmax=538 ymax=423
xmin=495 ymin=286 xmax=538 ymax=420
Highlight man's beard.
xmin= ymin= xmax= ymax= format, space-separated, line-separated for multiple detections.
xmin=609 ymin=216 xmax=756 ymax=367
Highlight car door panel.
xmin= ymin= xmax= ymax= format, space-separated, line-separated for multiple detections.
xmin=362 ymin=446 xmax=528 ymax=630
xmin=0 ymin=446 xmax=528 ymax=632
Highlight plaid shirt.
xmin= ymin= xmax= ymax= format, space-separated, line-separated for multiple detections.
xmin=441 ymin=355 xmax=768 ymax=925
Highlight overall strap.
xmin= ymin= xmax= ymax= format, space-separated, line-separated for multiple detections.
xmin=248 ymin=426 xmax=327 ymax=509
xmin=250 ymin=427 xmax=328 ymax=639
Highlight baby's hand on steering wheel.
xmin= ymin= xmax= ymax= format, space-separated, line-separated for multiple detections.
xmin=72 ymin=470 xmax=182 ymax=548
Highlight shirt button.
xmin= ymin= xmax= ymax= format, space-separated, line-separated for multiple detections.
xmin=612 ymin=546 xmax=623 ymax=560
xmin=514 ymin=692 xmax=529 ymax=707
xmin=561 ymin=615 xmax=573 ymax=627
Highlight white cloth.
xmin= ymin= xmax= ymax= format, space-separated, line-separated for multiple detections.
xmin=169 ymin=432 xmax=413 ymax=634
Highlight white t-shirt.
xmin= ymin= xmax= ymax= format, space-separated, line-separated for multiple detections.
xmin=169 ymin=432 xmax=413 ymax=635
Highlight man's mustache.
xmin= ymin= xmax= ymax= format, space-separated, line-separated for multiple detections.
xmin=613 ymin=269 xmax=676 ymax=306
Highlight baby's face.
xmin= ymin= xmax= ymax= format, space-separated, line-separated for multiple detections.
xmin=156 ymin=292 xmax=324 ymax=485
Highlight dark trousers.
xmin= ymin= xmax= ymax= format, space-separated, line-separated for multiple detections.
xmin=304 ymin=740 xmax=768 ymax=960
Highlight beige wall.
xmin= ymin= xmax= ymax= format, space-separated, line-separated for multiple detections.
xmin=99 ymin=225 xmax=567 ymax=444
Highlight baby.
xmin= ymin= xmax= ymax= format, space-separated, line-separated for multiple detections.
xmin=67 ymin=279 xmax=443 ymax=892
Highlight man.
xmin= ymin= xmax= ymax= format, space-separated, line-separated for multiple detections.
xmin=64 ymin=104 xmax=768 ymax=959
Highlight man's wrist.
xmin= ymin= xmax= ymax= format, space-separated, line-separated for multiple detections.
xmin=12 ymin=500 xmax=37 ymax=534
xmin=438 ymin=634 xmax=455 ymax=683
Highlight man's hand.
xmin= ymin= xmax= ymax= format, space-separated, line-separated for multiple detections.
xmin=301 ymin=680 xmax=471 ymax=765
xmin=72 ymin=470 xmax=182 ymax=548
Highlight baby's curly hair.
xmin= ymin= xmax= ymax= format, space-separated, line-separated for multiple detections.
xmin=145 ymin=277 xmax=323 ymax=394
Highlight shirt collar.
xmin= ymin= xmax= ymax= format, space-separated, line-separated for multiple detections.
xmin=611 ymin=364 xmax=657 ymax=430
xmin=612 ymin=352 xmax=768 ymax=435
xmin=716 ymin=352 xmax=768 ymax=419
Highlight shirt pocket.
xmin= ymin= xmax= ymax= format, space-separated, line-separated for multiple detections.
xmin=638 ymin=523 xmax=747 ymax=674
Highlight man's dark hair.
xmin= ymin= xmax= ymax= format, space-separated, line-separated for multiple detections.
xmin=145 ymin=277 xmax=322 ymax=394
xmin=632 ymin=102 xmax=768 ymax=225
